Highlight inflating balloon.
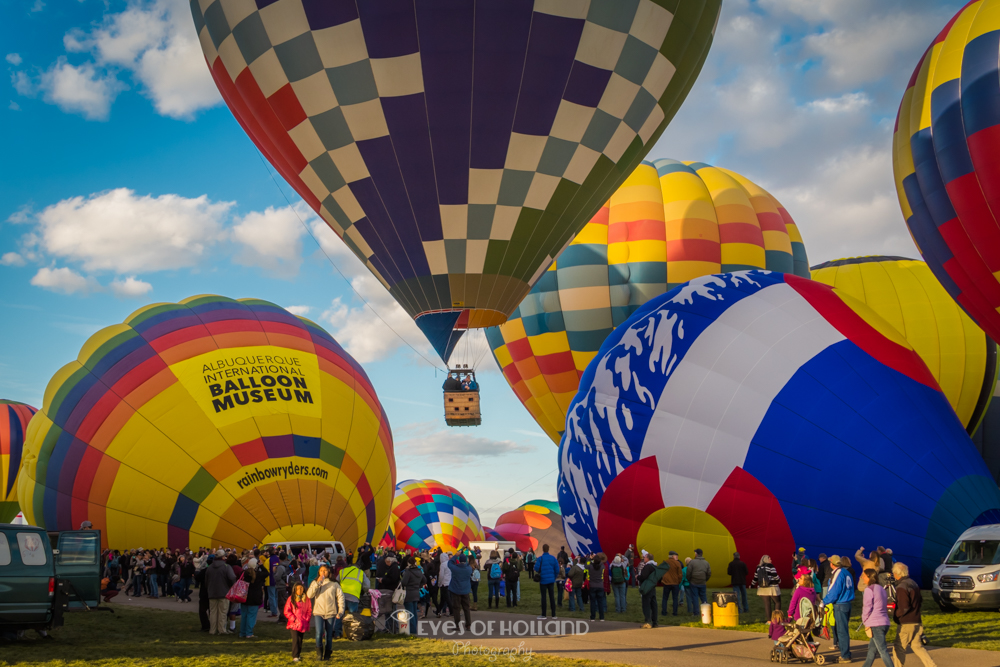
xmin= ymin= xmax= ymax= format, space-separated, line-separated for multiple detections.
xmin=812 ymin=256 xmax=996 ymax=434
xmin=494 ymin=499 xmax=570 ymax=554
xmin=559 ymin=271 xmax=1000 ymax=585
xmin=483 ymin=526 xmax=504 ymax=542
xmin=17 ymin=296 xmax=395 ymax=551
xmin=191 ymin=0 xmax=722 ymax=362
xmin=1 ymin=400 xmax=37 ymax=523
xmin=488 ymin=159 xmax=810 ymax=442
xmin=894 ymin=0 xmax=1000 ymax=345
xmin=388 ymin=479 xmax=485 ymax=551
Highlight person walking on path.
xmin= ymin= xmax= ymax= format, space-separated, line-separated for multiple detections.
xmin=307 ymin=565 xmax=346 ymax=660
xmin=483 ymin=550 xmax=503 ymax=609
xmin=534 ymin=544 xmax=560 ymax=620
xmin=752 ymin=555 xmax=782 ymax=622
xmin=637 ymin=552 xmax=659 ymax=628
xmin=284 ymin=583 xmax=312 ymax=662
xmin=727 ymin=552 xmax=749 ymax=613
xmin=205 ymin=550 xmax=235 ymax=635
xmin=687 ymin=548 xmax=711 ymax=609
xmin=567 ymin=557 xmax=586 ymax=612
xmin=823 ymin=555 xmax=856 ymax=664
xmin=448 ymin=553 xmax=474 ymax=632
xmin=891 ymin=562 xmax=936 ymax=667
xmin=610 ymin=555 xmax=629 ymax=613
xmin=860 ymin=568 xmax=894 ymax=667
xmin=586 ymin=553 xmax=608 ymax=621
xmin=659 ymin=552 xmax=682 ymax=616
xmin=401 ymin=556 xmax=427 ymax=635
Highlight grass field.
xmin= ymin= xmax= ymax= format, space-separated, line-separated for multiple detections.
xmin=477 ymin=573 xmax=1000 ymax=651
xmin=0 ymin=604 xmax=627 ymax=667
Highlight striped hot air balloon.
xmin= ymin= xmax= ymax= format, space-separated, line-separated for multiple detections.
xmin=1 ymin=400 xmax=37 ymax=523
xmin=493 ymin=499 xmax=569 ymax=554
xmin=487 ymin=159 xmax=810 ymax=442
xmin=893 ymin=0 xmax=1000 ymax=347
xmin=190 ymin=0 xmax=722 ymax=363
xmin=16 ymin=296 xmax=395 ymax=551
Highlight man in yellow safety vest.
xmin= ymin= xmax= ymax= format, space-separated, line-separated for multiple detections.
xmin=334 ymin=563 xmax=370 ymax=638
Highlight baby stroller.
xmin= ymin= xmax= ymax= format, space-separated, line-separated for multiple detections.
xmin=771 ymin=597 xmax=825 ymax=664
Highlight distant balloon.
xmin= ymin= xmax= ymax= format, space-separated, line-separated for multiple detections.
xmin=559 ymin=271 xmax=1000 ymax=585
xmin=17 ymin=296 xmax=395 ymax=551
xmin=894 ymin=0 xmax=1000 ymax=345
xmin=811 ymin=256 xmax=996 ymax=434
xmin=1 ymin=400 xmax=37 ymax=523
xmin=483 ymin=526 xmax=504 ymax=542
xmin=191 ymin=0 xmax=722 ymax=362
xmin=388 ymin=479 xmax=485 ymax=551
xmin=494 ymin=499 xmax=569 ymax=554
xmin=488 ymin=159 xmax=810 ymax=442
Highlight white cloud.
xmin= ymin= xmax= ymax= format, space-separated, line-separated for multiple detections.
xmin=6 ymin=53 xmax=22 ymax=65
xmin=395 ymin=425 xmax=534 ymax=463
xmin=28 ymin=188 xmax=232 ymax=273
xmin=30 ymin=267 xmax=98 ymax=294
xmin=285 ymin=305 xmax=311 ymax=316
xmin=231 ymin=204 xmax=308 ymax=278
xmin=807 ymin=92 xmax=871 ymax=114
xmin=8 ymin=101 xmax=19 ymax=111
xmin=16 ymin=58 xmax=126 ymax=121
xmin=109 ymin=276 xmax=152 ymax=297
xmin=1 ymin=252 xmax=26 ymax=266
xmin=30 ymin=0 xmax=44 ymax=12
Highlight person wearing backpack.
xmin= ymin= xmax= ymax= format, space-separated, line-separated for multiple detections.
xmin=727 ymin=552 xmax=749 ymax=613
xmin=503 ymin=552 xmax=521 ymax=608
xmin=659 ymin=551 xmax=682 ymax=616
xmin=752 ymin=554 xmax=782 ymax=622
xmin=484 ymin=550 xmax=503 ymax=609
xmin=586 ymin=553 xmax=608 ymax=621
xmin=609 ymin=555 xmax=628 ymax=613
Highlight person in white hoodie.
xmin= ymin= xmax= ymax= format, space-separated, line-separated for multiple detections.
xmin=307 ymin=565 xmax=345 ymax=661
xmin=436 ymin=552 xmax=452 ymax=616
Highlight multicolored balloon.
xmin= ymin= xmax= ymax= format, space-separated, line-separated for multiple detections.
xmin=559 ymin=271 xmax=1000 ymax=585
xmin=17 ymin=296 xmax=395 ymax=551
xmin=494 ymin=499 xmax=569 ymax=554
xmin=488 ymin=159 xmax=810 ymax=442
xmin=1 ymin=400 xmax=37 ymax=523
xmin=811 ymin=256 xmax=996 ymax=434
xmin=483 ymin=526 xmax=504 ymax=542
xmin=894 ymin=0 xmax=1000 ymax=345
xmin=191 ymin=0 xmax=722 ymax=362
xmin=388 ymin=479 xmax=485 ymax=552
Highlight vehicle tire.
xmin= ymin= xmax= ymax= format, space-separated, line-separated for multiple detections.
xmin=935 ymin=600 xmax=956 ymax=613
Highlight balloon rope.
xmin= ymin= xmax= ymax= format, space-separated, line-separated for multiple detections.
xmin=478 ymin=467 xmax=558 ymax=516
xmin=252 ymin=148 xmax=446 ymax=372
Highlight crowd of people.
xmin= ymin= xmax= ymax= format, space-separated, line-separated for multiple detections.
xmin=98 ymin=541 xmax=935 ymax=666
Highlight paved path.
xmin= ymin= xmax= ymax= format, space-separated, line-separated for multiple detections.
xmin=111 ymin=595 xmax=998 ymax=667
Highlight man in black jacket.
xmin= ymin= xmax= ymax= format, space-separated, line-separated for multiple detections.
xmin=891 ymin=562 xmax=935 ymax=667
xmin=637 ymin=552 xmax=658 ymax=629
xmin=727 ymin=553 xmax=749 ymax=613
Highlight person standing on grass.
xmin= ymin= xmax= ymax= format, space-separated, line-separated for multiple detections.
xmin=437 ymin=553 xmax=453 ymax=616
xmin=448 ymin=553 xmax=474 ymax=632
xmin=817 ymin=554 xmax=831 ymax=598
xmin=788 ymin=573 xmax=817 ymax=621
xmin=307 ymin=565 xmax=345 ymax=661
xmin=610 ymin=555 xmax=628 ymax=613
xmin=752 ymin=554 xmax=782 ymax=621
xmin=659 ymin=551 xmax=682 ymax=616
xmin=274 ymin=553 xmax=290 ymax=623
xmin=239 ymin=558 xmax=265 ymax=638
xmin=687 ymin=548 xmax=711 ymax=609
xmin=534 ymin=543 xmax=560 ymax=620
xmin=483 ymin=550 xmax=503 ymax=609
xmin=336 ymin=561 xmax=369 ymax=637
xmin=637 ymin=552 xmax=659 ymax=628
xmin=586 ymin=553 xmax=608 ymax=621
xmin=195 ymin=557 xmax=211 ymax=631
xmin=470 ymin=557 xmax=481 ymax=611
xmin=401 ymin=556 xmax=427 ymax=635
xmin=284 ymin=583 xmax=311 ymax=662
xmin=727 ymin=552 xmax=749 ymax=613
xmin=567 ymin=557 xmax=586 ymax=612
xmin=681 ymin=557 xmax=695 ymax=614
xmin=822 ymin=555 xmax=855 ymax=664
xmin=860 ymin=568 xmax=894 ymax=667
xmin=205 ymin=550 xmax=236 ymax=635
xmin=891 ymin=562 xmax=936 ymax=667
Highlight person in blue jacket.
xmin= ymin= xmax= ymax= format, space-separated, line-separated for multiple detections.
xmin=533 ymin=544 xmax=560 ymax=620
xmin=822 ymin=555 xmax=856 ymax=664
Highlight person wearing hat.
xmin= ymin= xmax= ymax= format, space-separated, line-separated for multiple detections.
xmin=822 ymin=554 xmax=856 ymax=663
xmin=793 ymin=547 xmax=807 ymax=577
xmin=447 ymin=553 xmax=474 ymax=632
xmin=686 ymin=548 xmax=711 ymax=609
xmin=205 ymin=550 xmax=236 ymax=634
xmin=727 ymin=552 xmax=749 ymax=614
xmin=637 ymin=552 xmax=660 ymax=628
xmin=659 ymin=551 xmax=683 ymax=616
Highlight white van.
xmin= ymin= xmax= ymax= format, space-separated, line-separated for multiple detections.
xmin=264 ymin=540 xmax=347 ymax=562
xmin=932 ymin=524 xmax=1000 ymax=611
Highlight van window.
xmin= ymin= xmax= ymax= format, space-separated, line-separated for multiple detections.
xmin=946 ymin=539 xmax=1000 ymax=565
xmin=58 ymin=533 xmax=99 ymax=565
xmin=17 ymin=532 xmax=47 ymax=566
xmin=0 ymin=533 xmax=10 ymax=566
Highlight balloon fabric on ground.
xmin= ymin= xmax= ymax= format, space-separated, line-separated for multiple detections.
xmin=388 ymin=479 xmax=485 ymax=552
xmin=191 ymin=0 xmax=722 ymax=363
xmin=487 ymin=159 xmax=810 ymax=443
xmin=493 ymin=499 xmax=570 ymax=554
xmin=811 ymin=256 xmax=997 ymax=434
xmin=894 ymin=0 xmax=1000 ymax=346
xmin=557 ymin=271 xmax=1000 ymax=587
xmin=16 ymin=296 xmax=395 ymax=552
xmin=1 ymin=400 xmax=37 ymax=524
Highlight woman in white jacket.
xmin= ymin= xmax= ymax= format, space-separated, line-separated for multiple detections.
xmin=307 ymin=565 xmax=345 ymax=660
xmin=436 ymin=553 xmax=452 ymax=616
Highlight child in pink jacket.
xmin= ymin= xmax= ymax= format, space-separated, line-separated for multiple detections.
xmin=284 ymin=583 xmax=312 ymax=662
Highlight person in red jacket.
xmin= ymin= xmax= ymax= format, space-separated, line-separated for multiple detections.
xmin=284 ymin=583 xmax=312 ymax=662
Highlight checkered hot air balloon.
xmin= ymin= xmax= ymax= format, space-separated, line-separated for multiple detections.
xmin=487 ymin=159 xmax=810 ymax=443
xmin=559 ymin=271 xmax=1000 ymax=586
xmin=894 ymin=0 xmax=1000 ymax=348
xmin=493 ymin=499 xmax=570 ymax=554
xmin=1 ymin=400 xmax=37 ymax=524
xmin=16 ymin=296 xmax=395 ymax=551
xmin=190 ymin=0 xmax=722 ymax=362
xmin=388 ymin=479 xmax=485 ymax=551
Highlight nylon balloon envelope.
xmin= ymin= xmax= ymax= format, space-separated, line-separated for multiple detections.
xmin=1 ymin=400 xmax=37 ymax=524
xmin=388 ymin=479 xmax=485 ymax=552
xmin=494 ymin=499 xmax=570 ymax=554
xmin=191 ymin=0 xmax=722 ymax=363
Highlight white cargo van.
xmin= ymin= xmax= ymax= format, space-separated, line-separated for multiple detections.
xmin=932 ymin=524 xmax=1000 ymax=611
xmin=264 ymin=540 xmax=347 ymax=561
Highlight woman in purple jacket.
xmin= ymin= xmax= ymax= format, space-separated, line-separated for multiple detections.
xmin=787 ymin=573 xmax=817 ymax=621
xmin=859 ymin=569 xmax=893 ymax=667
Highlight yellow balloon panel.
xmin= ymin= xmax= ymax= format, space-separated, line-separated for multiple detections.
xmin=637 ymin=506 xmax=736 ymax=589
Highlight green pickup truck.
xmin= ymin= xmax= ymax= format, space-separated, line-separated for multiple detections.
xmin=0 ymin=523 xmax=103 ymax=632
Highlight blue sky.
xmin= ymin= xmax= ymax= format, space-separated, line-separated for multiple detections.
xmin=0 ymin=0 xmax=965 ymax=526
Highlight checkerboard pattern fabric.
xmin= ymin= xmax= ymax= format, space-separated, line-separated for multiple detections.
xmin=486 ymin=159 xmax=811 ymax=443
xmin=193 ymin=0 xmax=721 ymax=362
xmin=388 ymin=478 xmax=485 ymax=552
